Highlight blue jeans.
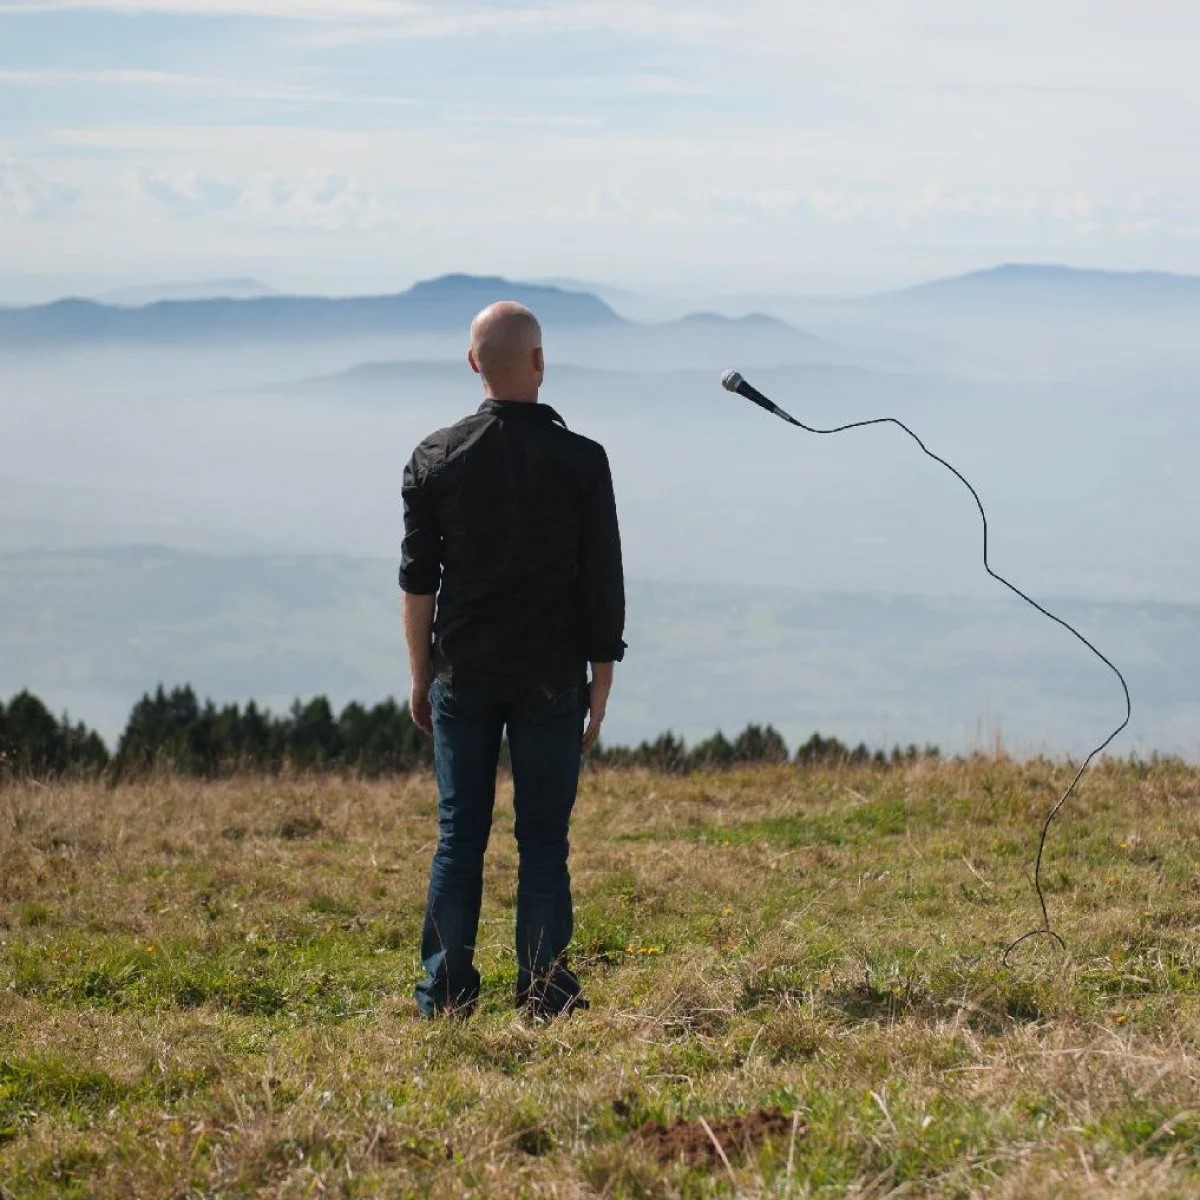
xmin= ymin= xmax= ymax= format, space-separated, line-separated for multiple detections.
xmin=414 ymin=675 xmax=587 ymax=1017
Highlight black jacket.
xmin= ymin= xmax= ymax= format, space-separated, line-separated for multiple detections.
xmin=399 ymin=399 xmax=626 ymax=696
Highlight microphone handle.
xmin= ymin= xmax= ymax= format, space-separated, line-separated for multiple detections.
xmin=737 ymin=376 xmax=805 ymax=426
xmin=735 ymin=378 xmax=780 ymax=416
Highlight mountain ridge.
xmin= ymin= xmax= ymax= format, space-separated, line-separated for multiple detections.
xmin=0 ymin=272 xmax=853 ymax=362
xmin=878 ymin=261 xmax=1200 ymax=308
xmin=0 ymin=273 xmax=623 ymax=345
xmin=97 ymin=278 xmax=276 ymax=306
xmin=6 ymin=263 xmax=1200 ymax=348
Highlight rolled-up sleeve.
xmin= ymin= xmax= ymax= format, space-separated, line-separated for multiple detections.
xmin=399 ymin=446 xmax=441 ymax=595
xmin=579 ymin=446 xmax=626 ymax=662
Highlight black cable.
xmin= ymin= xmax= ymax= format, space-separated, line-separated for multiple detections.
xmin=725 ymin=374 xmax=1132 ymax=958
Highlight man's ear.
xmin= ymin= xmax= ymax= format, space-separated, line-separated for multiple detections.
xmin=467 ymin=348 xmax=481 ymax=375
xmin=533 ymin=346 xmax=544 ymax=373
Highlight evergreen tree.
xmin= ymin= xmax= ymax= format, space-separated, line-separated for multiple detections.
xmin=115 ymin=684 xmax=205 ymax=773
xmin=3 ymin=683 xmax=939 ymax=781
xmin=794 ymin=731 xmax=850 ymax=766
xmin=0 ymin=691 xmax=109 ymax=777
xmin=2 ymin=691 xmax=66 ymax=774
xmin=285 ymin=696 xmax=340 ymax=770
xmin=346 ymin=698 xmax=433 ymax=775
xmin=732 ymin=723 xmax=789 ymax=764
xmin=62 ymin=718 xmax=110 ymax=772
xmin=238 ymin=700 xmax=280 ymax=769
xmin=688 ymin=730 xmax=735 ymax=769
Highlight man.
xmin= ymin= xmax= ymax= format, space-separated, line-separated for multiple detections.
xmin=399 ymin=300 xmax=626 ymax=1019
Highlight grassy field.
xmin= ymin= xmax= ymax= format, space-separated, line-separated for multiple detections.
xmin=1 ymin=758 xmax=1197 ymax=1198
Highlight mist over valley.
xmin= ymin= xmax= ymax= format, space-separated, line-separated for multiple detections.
xmin=4 ymin=266 xmax=1196 ymax=758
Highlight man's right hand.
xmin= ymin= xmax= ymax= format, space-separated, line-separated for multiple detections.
xmin=581 ymin=686 xmax=606 ymax=753
xmin=402 ymin=592 xmax=436 ymax=736
xmin=410 ymin=678 xmax=433 ymax=736
xmin=582 ymin=662 xmax=614 ymax=753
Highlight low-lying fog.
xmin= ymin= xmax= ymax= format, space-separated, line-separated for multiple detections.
xmin=4 ymin=275 xmax=1197 ymax=758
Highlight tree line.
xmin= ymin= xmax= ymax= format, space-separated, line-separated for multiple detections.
xmin=0 ymin=686 xmax=938 ymax=781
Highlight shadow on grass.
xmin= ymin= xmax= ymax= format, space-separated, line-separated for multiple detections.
xmin=739 ymin=950 xmax=1049 ymax=1034
xmin=826 ymin=973 xmax=1044 ymax=1030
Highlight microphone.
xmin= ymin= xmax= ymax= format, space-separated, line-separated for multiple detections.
xmin=721 ymin=370 xmax=788 ymax=420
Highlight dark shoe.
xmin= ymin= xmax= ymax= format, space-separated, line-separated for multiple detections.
xmin=416 ymin=997 xmax=477 ymax=1020
xmin=532 ymin=988 xmax=588 ymax=1017
xmin=517 ymin=969 xmax=588 ymax=1020
xmin=414 ymin=977 xmax=479 ymax=1020
xmin=523 ymin=993 xmax=588 ymax=1021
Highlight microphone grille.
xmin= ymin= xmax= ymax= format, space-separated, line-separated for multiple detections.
xmin=721 ymin=369 xmax=743 ymax=393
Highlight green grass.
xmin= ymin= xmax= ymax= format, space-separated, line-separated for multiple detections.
xmin=1 ymin=759 xmax=1199 ymax=1197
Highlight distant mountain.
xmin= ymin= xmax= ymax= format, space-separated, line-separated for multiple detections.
xmin=12 ymin=265 xmax=1199 ymax=349
xmin=678 ymin=310 xmax=791 ymax=328
xmin=97 ymin=278 xmax=276 ymax=306
xmin=547 ymin=276 xmax=683 ymax=321
xmin=877 ymin=263 xmax=1200 ymax=312
xmin=551 ymin=308 xmax=910 ymax=372
xmin=0 ymin=273 xmax=879 ymax=367
xmin=531 ymin=276 xmax=642 ymax=304
xmin=0 ymin=274 xmax=622 ymax=346
xmin=282 ymin=305 xmax=891 ymax=381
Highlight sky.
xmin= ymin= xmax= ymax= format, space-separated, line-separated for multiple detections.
xmin=3 ymin=0 xmax=1200 ymax=301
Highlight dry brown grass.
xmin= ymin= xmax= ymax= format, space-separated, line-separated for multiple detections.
xmin=1 ymin=758 xmax=1198 ymax=1197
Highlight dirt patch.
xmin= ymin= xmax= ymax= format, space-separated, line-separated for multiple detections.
xmin=631 ymin=1106 xmax=796 ymax=1167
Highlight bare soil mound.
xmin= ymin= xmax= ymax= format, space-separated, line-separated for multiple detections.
xmin=631 ymin=1105 xmax=795 ymax=1166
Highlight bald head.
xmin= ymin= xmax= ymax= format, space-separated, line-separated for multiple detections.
xmin=468 ymin=301 xmax=544 ymax=402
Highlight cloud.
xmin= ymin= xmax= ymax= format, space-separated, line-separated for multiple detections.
xmin=45 ymin=119 xmax=1200 ymax=241
xmin=0 ymin=157 xmax=80 ymax=218
xmin=307 ymin=2 xmax=730 ymax=46
xmin=0 ymin=0 xmax=731 ymax=35
xmin=7 ymin=1 xmax=1200 ymax=290
xmin=0 ymin=63 xmax=720 ymax=130
xmin=138 ymin=169 xmax=242 ymax=214
xmin=0 ymin=0 xmax=414 ymax=17
xmin=0 ymin=67 xmax=419 ymax=107
xmin=619 ymin=75 xmax=718 ymax=97
xmin=133 ymin=167 xmax=398 ymax=230
xmin=442 ymin=111 xmax=598 ymax=129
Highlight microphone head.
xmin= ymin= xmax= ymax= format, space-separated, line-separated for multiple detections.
xmin=721 ymin=369 xmax=744 ymax=393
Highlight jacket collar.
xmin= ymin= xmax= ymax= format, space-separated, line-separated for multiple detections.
xmin=479 ymin=398 xmax=567 ymax=428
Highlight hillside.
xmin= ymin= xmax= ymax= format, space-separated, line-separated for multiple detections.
xmin=1 ymin=759 xmax=1196 ymax=1196
xmin=0 ymin=272 xmax=873 ymax=368
xmin=876 ymin=262 xmax=1200 ymax=314
xmin=96 ymin=278 xmax=277 ymax=306
xmin=8 ymin=262 xmax=1196 ymax=371
xmin=0 ymin=274 xmax=621 ymax=346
